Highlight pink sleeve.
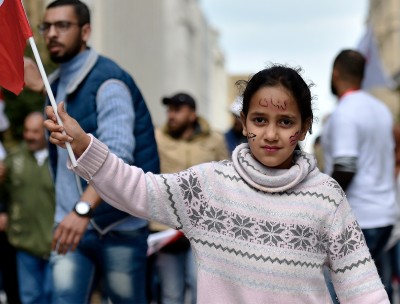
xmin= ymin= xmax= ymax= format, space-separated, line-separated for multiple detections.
xmin=70 ymin=135 xmax=154 ymax=220
xmin=70 ymin=135 xmax=195 ymax=230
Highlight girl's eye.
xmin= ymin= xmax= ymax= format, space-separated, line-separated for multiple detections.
xmin=254 ymin=117 xmax=266 ymax=124
xmin=280 ymin=119 xmax=294 ymax=127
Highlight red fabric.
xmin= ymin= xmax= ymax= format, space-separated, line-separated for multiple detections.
xmin=0 ymin=0 xmax=33 ymax=95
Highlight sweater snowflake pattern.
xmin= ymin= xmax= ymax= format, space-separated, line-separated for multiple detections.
xmin=72 ymin=136 xmax=389 ymax=304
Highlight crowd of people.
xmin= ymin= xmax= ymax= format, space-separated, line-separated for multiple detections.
xmin=0 ymin=0 xmax=399 ymax=303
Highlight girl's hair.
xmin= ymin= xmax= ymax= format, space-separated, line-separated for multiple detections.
xmin=236 ymin=64 xmax=314 ymax=135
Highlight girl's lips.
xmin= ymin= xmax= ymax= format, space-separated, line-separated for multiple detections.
xmin=263 ymin=146 xmax=280 ymax=152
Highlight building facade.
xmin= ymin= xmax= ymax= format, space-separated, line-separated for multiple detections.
xmin=367 ymin=0 xmax=400 ymax=119
xmin=40 ymin=0 xmax=229 ymax=130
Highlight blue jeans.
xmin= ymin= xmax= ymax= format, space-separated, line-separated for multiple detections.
xmin=156 ymin=247 xmax=197 ymax=304
xmin=323 ymin=266 xmax=339 ymax=304
xmin=362 ymin=226 xmax=393 ymax=263
xmin=380 ymin=240 xmax=400 ymax=302
xmin=16 ymin=250 xmax=52 ymax=304
xmin=50 ymin=227 xmax=149 ymax=304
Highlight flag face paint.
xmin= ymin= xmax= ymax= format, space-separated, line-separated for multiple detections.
xmin=0 ymin=0 xmax=33 ymax=95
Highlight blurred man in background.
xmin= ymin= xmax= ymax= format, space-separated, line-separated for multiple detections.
xmin=0 ymin=112 xmax=54 ymax=304
xmin=151 ymin=92 xmax=228 ymax=304
xmin=322 ymin=49 xmax=398 ymax=299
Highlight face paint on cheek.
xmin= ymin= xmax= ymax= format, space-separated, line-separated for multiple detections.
xmin=247 ymin=132 xmax=257 ymax=141
xmin=289 ymin=130 xmax=301 ymax=146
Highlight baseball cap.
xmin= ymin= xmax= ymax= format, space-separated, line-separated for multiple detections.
xmin=162 ymin=92 xmax=196 ymax=110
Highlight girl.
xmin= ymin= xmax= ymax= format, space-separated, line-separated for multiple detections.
xmin=45 ymin=65 xmax=389 ymax=303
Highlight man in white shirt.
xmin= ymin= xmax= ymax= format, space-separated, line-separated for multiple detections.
xmin=322 ymin=50 xmax=398 ymax=291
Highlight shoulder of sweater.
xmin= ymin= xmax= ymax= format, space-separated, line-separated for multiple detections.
xmin=300 ymin=170 xmax=346 ymax=206
xmin=189 ymin=159 xmax=234 ymax=175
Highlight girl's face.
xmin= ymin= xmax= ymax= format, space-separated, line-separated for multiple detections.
xmin=241 ymin=85 xmax=309 ymax=169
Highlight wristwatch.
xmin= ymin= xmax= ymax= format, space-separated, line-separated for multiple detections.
xmin=73 ymin=201 xmax=92 ymax=217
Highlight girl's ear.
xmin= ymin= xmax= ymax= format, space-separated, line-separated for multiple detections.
xmin=299 ymin=118 xmax=311 ymax=141
xmin=240 ymin=112 xmax=248 ymax=136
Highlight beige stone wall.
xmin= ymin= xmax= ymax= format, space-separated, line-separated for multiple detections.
xmin=368 ymin=0 xmax=400 ymax=120
xmin=23 ymin=0 xmax=48 ymax=60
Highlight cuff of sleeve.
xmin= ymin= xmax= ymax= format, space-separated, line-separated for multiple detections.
xmin=68 ymin=134 xmax=109 ymax=181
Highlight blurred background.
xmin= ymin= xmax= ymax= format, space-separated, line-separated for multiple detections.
xmin=5 ymin=0 xmax=400 ymax=152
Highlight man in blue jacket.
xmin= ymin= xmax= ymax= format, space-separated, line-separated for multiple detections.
xmin=27 ymin=0 xmax=159 ymax=303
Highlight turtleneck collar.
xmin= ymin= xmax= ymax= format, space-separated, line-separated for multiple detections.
xmin=232 ymin=143 xmax=316 ymax=193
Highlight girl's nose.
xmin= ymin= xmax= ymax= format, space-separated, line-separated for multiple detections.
xmin=264 ymin=125 xmax=278 ymax=141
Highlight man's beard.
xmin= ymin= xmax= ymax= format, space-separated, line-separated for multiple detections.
xmin=167 ymin=120 xmax=192 ymax=139
xmin=49 ymin=39 xmax=85 ymax=64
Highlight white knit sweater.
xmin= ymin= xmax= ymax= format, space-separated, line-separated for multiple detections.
xmin=72 ymin=136 xmax=389 ymax=304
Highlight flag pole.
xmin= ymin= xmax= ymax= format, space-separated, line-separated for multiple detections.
xmin=28 ymin=37 xmax=78 ymax=167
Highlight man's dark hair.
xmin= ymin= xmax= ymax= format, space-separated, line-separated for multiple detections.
xmin=47 ymin=0 xmax=90 ymax=26
xmin=333 ymin=49 xmax=366 ymax=84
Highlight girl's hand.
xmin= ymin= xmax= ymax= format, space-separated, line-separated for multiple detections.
xmin=44 ymin=102 xmax=91 ymax=158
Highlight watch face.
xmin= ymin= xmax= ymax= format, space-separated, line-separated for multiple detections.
xmin=76 ymin=202 xmax=90 ymax=215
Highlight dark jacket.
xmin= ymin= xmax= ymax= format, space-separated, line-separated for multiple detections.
xmin=48 ymin=50 xmax=159 ymax=232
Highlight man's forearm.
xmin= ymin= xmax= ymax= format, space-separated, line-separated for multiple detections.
xmin=80 ymin=184 xmax=103 ymax=209
xmin=331 ymin=166 xmax=355 ymax=192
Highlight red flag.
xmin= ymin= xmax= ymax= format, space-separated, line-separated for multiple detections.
xmin=0 ymin=0 xmax=33 ymax=95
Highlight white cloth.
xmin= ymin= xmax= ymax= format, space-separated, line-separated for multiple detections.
xmin=321 ymin=90 xmax=398 ymax=228
xmin=33 ymin=148 xmax=48 ymax=166
xmin=0 ymin=141 xmax=6 ymax=161
xmin=0 ymin=102 xmax=9 ymax=132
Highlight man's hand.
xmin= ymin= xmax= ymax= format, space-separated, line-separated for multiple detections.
xmin=52 ymin=211 xmax=90 ymax=254
xmin=44 ymin=102 xmax=91 ymax=158
xmin=0 ymin=213 xmax=8 ymax=231
xmin=24 ymin=57 xmax=44 ymax=93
